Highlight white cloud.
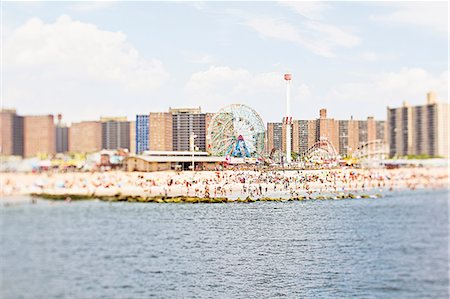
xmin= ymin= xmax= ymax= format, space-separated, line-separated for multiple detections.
xmin=245 ymin=17 xmax=360 ymax=58
xmin=246 ymin=17 xmax=302 ymax=43
xmin=184 ymin=66 xmax=309 ymax=121
xmin=278 ymin=1 xmax=329 ymax=20
xmin=4 ymin=15 xmax=169 ymax=90
xmin=371 ymin=2 xmax=448 ymax=33
xmin=185 ymin=66 xmax=250 ymax=95
xmin=3 ymin=15 xmax=170 ymax=122
xmin=324 ymin=68 xmax=448 ymax=119
xmin=190 ymin=54 xmax=215 ymax=64
xmin=360 ymin=52 xmax=377 ymax=62
xmin=306 ymin=20 xmax=360 ymax=48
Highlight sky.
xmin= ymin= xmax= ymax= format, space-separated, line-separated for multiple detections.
xmin=2 ymin=1 xmax=449 ymax=124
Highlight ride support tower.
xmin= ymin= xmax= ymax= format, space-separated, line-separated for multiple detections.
xmin=284 ymin=73 xmax=292 ymax=164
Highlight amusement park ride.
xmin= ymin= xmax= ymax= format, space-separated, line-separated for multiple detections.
xmin=284 ymin=73 xmax=292 ymax=164
xmin=204 ymin=73 xmax=388 ymax=166
xmin=227 ymin=135 xmax=251 ymax=158
xmin=206 ymin=74 xmax=293 ymax=164
xmin=207 ymin=104 xmax=266 ymax=161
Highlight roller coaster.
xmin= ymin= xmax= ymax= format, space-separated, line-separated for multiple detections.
xmin=297 ymin=138 xmax=388 ymax=162
xmin=299 ymin=137 xmax=338 ymax=161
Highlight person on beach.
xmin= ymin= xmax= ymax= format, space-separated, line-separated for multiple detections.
xmin=2 ymin=166 xmax=448 ymax=200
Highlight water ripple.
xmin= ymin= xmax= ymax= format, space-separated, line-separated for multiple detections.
xmin=0 ymin=189 xmax=448 ymax=298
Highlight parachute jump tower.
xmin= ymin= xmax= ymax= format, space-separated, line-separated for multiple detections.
xmin=284 ymin=73 xmax=292 ymax=164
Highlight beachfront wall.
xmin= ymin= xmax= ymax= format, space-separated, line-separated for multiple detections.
xmin=201 ymin=162 xmax=219 ymax=171
xmin=125 ymin=157 xmax=171 ymax=172
xmin=124 ymin=155 xmax=225 ymax=172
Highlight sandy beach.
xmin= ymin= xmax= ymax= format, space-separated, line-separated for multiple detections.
xmin=1 ymin=167 xmax=448 ymax=201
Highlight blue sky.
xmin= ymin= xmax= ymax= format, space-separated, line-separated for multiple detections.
xmin=2 ymin=1 xmax=448 ymax=124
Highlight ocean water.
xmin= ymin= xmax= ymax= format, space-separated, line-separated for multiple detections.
xmin=1 ymin=189 xmax=448 ymax=298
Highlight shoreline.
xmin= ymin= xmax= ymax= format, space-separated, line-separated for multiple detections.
xmin=2 ymin=186 xmax=447 ymax=205
xmin=1 ymin=167 xmax=448 ymax=203
xmin=31 ymin=192 xmax=385 ymax=203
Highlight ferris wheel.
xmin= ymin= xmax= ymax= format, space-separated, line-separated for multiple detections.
xmin=207 ymin=104 xmax=265 ymax=158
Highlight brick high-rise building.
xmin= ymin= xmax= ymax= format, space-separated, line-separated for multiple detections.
xmin=267 ymin=109 xmax=387 ymax=157
xmin=170 ymin=107 xmax=207 ymax=151
xmin=292 ymin=121 xmax=300 ymax=154
xmin=129 ymin=120 xmax=136 ymax=154
xmin=149 ymin=112 xmax=172 ymax=151
xmin=0 ymin=109 xmax=24 ymax=156
xmin=135 ymin=108 xmax=211 ymax=153
xmin=387 ymin=92 xmax=449 ymax=158
xmin=338 ymin=118 xmax=358 ymax=157
xmin=56 ymin=126 xmax=69 ymax=153
xmin=55 ymin=114 xmax=69 ymax=154
xmin=101 ymin=119 xmax=130 ymax=150
xmin=336 ymin=117 xmax=386 ymax=157
xmin=23 ymin=115 xmax=55 ymax=157
xmin=295 ymin=120 xmax=317 ymax=154
xmin=266 ymin=122 xmax=283 ymax=153
xmin=316 ymin=109 xmax=339 ymax=151
xmin=358 ymin=120 xmax=368 ymax=144
xmin=281 ymin=123 xmax=294 ymax=153
xmin=376 ymin=121 xmax=387 ymax=141
xmin=69 ymin=121 xmax=102 ymax=153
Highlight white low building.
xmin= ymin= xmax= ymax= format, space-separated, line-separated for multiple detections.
xmin=124 ymin=151 xmax=226 ymax=172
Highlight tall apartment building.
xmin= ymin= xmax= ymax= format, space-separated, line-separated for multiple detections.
xmin=376 ymin=121 xmax=387 ymax=141
xmin=149 ymin=112 xmax=173 ymax=151
xmin=135 ymin=115 xmax=149 ymax=154
xmin=266 ymin=122 xmax=283 ymax=153
xmin=55 ymin=114 xmax=69 ymax=153
xmin=136 ymin=108 xmax=209 ymax=153
xmin=23 ymin=115 xmax=55 ymax=157
xmin=0 ymin=109 xmax=24 ymax=156
xmin=338 ymin=119 xmax=357 ymax=156
xmin=170 ymin=107 xmax=207 ymax=151
xmin=336 ymin=117 xmax=386 ymax=157
xmin=316 ymin=109 xmax=340 ymax=151
xmin=387 ymin=92 xmax=449 ymax=158
xmin=101 ymin=118 xmax=130 ymax=150
xmin=56 ymin=126 xmax=69 ymax=153
xmin=294 ymin=120 xmax=317 ymax=154
xmin=267 ymin=109 xmax=387 ymax=157
xmin=69 ymin=121 xmax=102 ymax=153
xmin=129 ymin=121 xmax=136 ymax=154
xmin=268 ymin=109 xmax=337 ymax=155
xmin=281 ymin=122 xmax=294 ymax=154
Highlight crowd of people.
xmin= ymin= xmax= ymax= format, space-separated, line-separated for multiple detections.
xmin=1 ymin=167 xmax=448 ymax=199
